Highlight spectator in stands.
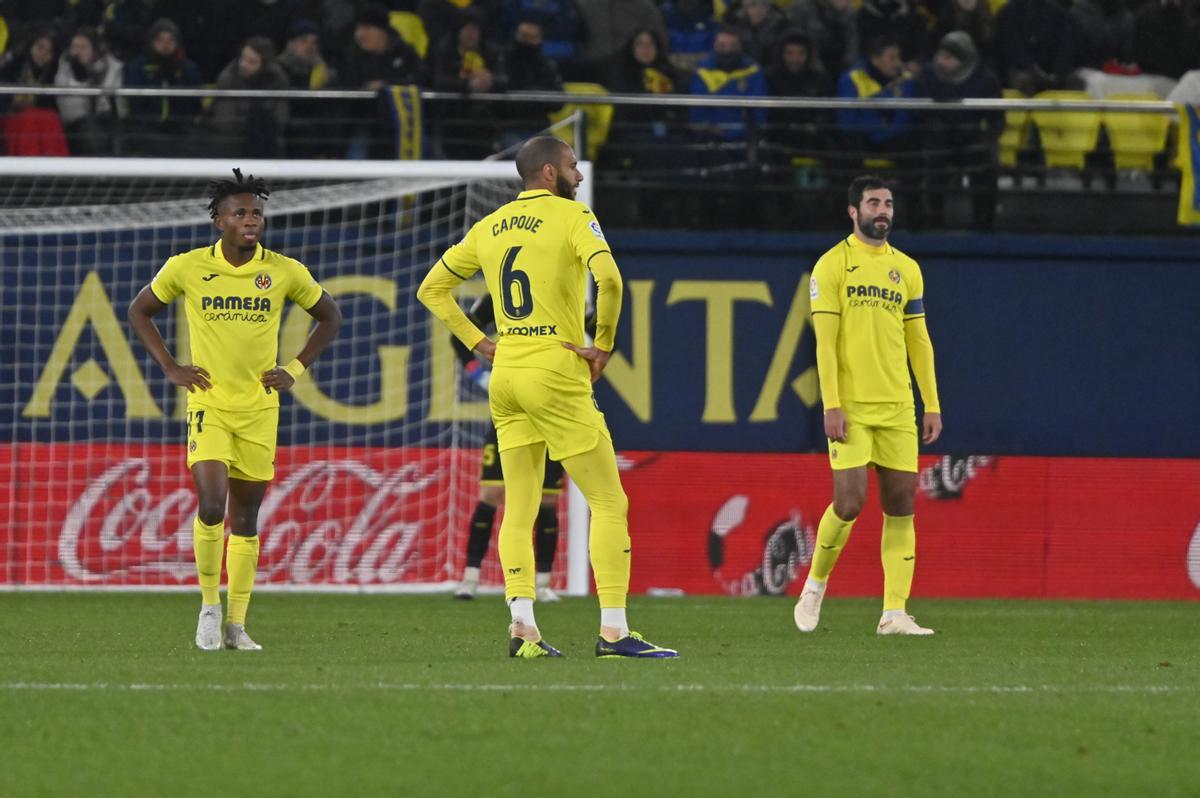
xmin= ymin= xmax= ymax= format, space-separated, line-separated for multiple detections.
xmin=432 ymin=10 xmax=505 ymax=158
xmin=420 ymin=0 xmax=499 ymax=62
xmin=576 ymin=0 xmax=666 ymax=81
xmin=54 ymin=26 xmax=124 ymax=155
xmin=278 ymin=18 xmax=335 ymax=90
xmin=505 ymin=18 xmax=563 ymax=94
xmin=0 ymin=26 xmax=60 ymax=107
xmin=277 ymin=19 xmax=338 ymax=158
xmin=208 ymin=36 xmax=290 ymax=158
xmin=766 ymin=29 xmax=833 ymax=144
xmin=725 ymin=0 xmax=789 ymax=67
xmin=0 ymin=26 xmax=69 ymax=156
xmin=835 ymin=34 xmax=918 ymax=148
xmin=340 ymin=4 xmax=424 ymax=90
xmin=605 ymin=28 xmax=683 ymax=166
xmin=499 ymin=0 xmax=583 ymax=79
xmin=857 ymin=0 xmax=931 ymax=72
xmin=994 ymin=0 xmax=1077 ymax=94
xmin=931 ymin=0 xmax=994 ymax=70
xmin=122 ymin=18 xmax=203 ymax=156
xmin=432 ymin=10 xmax=504 ymax=94
xmin=1132 ymin=0 xmax=1200 ymax=80
xmin=788 ymin=0 xmax=858 ymax=75
xmin=1070 ymin=0 xmax=1135 ymax=71
xmin=500 ymin=17 xmax=564 ymax=139
xmin=688 ymin=27 xmax=768 ymax=143
xmin=661 ymin=0 xmax=720 ymax=73
xmin=919 ymin=31 xmax=1001 ymax=229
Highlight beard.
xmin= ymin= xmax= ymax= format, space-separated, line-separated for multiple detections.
xmin=856 ymin=213 xmax=891 ymax=241
xmin=555 ymin=172 xmax=576 ymax=199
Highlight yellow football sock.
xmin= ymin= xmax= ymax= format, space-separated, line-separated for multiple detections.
xmin=497 ymin=442 xmax=545 ymax=602
xmin=810 ymin=503 xmax=855 ymax=582
xmin=225 ymin=534 xmax=260 ymax=625
xmin=192 ymin=516 xmax=224 ymax=606
xmin=881 ymin=513 xmax=916 ymax=612
xmin=561 ymin=435 xmax=630 ymax=610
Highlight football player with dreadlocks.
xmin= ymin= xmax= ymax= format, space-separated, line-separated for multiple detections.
xmin=128 ymin=168 xmax=342 ymax=651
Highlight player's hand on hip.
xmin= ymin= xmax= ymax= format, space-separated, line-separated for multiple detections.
xmin=474 ymin=337 xmax=496 ymax=363
xmin=167 ymin=363 xmax=211 ymax=392
xmin=261 ymin=368 xmax=295 ymax=391
xmin=824 ymin=408 xmax=848 ymax=443
xmin=922 ymin=412 xmax=942 ymax=444
xmin=562 ymin=342 xmax=611 ymax=383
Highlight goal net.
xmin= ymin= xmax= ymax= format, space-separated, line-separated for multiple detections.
xmin=0 ymin=157 xmax=591 ymax=593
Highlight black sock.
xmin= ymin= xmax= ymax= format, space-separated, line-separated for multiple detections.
xmin=466 ymin=501 xmax=497 ymax=568
xmin=534 ymin=503 xmax=559 ymax=573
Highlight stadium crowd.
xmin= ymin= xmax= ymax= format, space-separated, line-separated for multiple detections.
xmin=0 ymin=0 xmax=1194 ymax=227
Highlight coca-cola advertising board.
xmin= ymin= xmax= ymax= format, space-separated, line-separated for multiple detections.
xmin=3 ymin=444 xmax=1198 ymax=598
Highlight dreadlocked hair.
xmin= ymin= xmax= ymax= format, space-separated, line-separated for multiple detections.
xmin=207 ymin=168 xmax=270 ymax=219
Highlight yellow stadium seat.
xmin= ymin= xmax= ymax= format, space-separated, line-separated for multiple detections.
xmin=389 ymin=11 xmax=428 ymax=59
xmin=998 ymin=88 xmax=1030 ymax=168
xmin=1102 ymin=93 xmax=1172 ymax=172
xmin=1031 ymin=90 xmax=1102 ymax=170
xmin=547 ymin=82 xmax=613 ymax=162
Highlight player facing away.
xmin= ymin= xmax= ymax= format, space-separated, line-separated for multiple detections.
xmin=128 ymin=169 xmax=342 ymax=650
xmin=795 ymin=175 xmax=943 ymax=636
xmin=418 ymin=136 xmax=678 ymax=659
xmin=452 ymin=295 xmax=562 ymax=602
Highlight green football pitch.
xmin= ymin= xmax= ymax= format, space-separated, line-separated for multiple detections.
xmin=1 ymin=593 xmax=1197 ymax=797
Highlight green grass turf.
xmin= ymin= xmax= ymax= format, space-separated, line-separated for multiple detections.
xmin=1 ymin=594 xmax=1197 ymax=797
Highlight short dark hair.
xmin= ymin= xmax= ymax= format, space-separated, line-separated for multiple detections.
xmin=208 ymin=168 xmax=270 ymax=219
xmin=515 ymin=136 xmax=568 ymax=181
xmin=865 ymin=34 xmax=900 ymax=58
xmin=848 ymin=174 xmax=892 ymax=207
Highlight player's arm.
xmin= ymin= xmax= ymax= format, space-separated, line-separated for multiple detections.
xmin=812 ymin=312 xmax=845 ymax=442
xmin=562 ymin=251 xmax=622 ymax=383
xmin=451 ymin=293 xmax=495 ymax=366
xmin=262 ymin=291 xmax=342 ymax=391
xmin=417 ymin=260 xmax=492 ymax=360
xmin=127 ymin=286 xmax=212 ymax=391
xmin=809 ymin=258 xmax=846 ymax=442
xmin=904 ymin=315 xmax=942 ymax=444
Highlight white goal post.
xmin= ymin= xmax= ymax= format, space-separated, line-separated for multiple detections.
xmin=0 ymin=156 xmax=593 ymax=595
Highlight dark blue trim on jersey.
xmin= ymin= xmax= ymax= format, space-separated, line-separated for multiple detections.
xmin=585 ymin=250 xmax=611 ymax=266
xmin=811 ymin=310 xmax=841 ymax=316
xmin=441 ymin=258 xmax=468 ymax=280
xmin=904 ymin=298 xmax=924 ymax=315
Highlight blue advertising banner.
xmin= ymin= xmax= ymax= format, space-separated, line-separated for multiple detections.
xmin=3 ymin=227 xmax=1197 ymax=457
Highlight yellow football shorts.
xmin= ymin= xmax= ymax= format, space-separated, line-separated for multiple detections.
xmin=827 ymin=400 xmax=918 ymax=473
xmin=488 ymin=365 xmax=611 ymax=461
xmin=185 ymin=406 xmax=279 ymax=482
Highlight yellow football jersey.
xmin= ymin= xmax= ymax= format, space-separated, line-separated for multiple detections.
xmin=810 ymin=235 xmax=926 ymax=405
xmin=438 ymin=188 xmax=610 ymax=380
xmin=150 ymin=241 xmax=324 ymax=412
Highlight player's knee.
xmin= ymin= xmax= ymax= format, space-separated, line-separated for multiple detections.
xmin=882 ymin=495 xmax=914 ymax=516
xmin=196 ymin=501 xmax=225 ymax=527
xmin=834 ymin=496 xmax=864 ymax=521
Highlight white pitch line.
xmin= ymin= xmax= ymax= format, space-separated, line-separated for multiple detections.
xmin=0 ymin=682 xmax=1195 ymax=694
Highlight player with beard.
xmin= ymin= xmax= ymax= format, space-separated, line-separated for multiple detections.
xmin=794 ymin=175 xmax=943 ymax=636
xmin=418 ymin=136 xmax=677 ymax=659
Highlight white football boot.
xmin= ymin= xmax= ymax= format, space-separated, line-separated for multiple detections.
xmin=876 ymin=613 xmax=935 ymax=636
xmin=195 ymin=604 xmax=223 ymax=651
xmin=223 ymin=623 xmax=263 ymax=650
xmin=793 ymin=582 xmax=826 ymax=633
xmin=454 ymin=567 xmax=479 ymax=600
